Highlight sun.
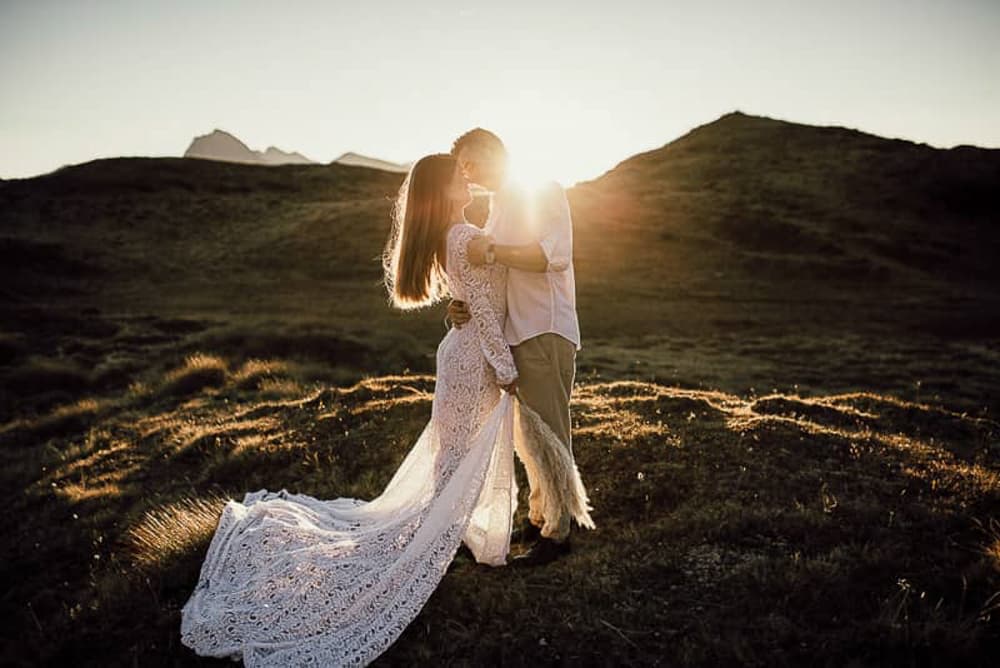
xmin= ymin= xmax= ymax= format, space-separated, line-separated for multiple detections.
xmin=505 ymin=152 xmax=557 ymax=192
xmin=493 ymin=122 xmax=584 ymax=190
xmin=468 ymin=107 xmax=613 ymax=189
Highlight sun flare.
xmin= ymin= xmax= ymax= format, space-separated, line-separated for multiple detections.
xmin=506 ymin=153 xmax=559 ymax=191
xmin=492 ymin=119 xmax=604 ymax=189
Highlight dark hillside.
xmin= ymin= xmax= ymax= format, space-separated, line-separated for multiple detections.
xmin=1 ymin=113 xmax=999 ymax=666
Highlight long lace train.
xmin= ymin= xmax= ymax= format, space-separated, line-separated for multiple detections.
xmin=180 ymin=393 xmax=517 ymax=666
xmin=179 ymin=392 xmax=595 ymax=666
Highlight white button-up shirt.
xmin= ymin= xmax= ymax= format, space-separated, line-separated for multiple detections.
xmin=484 ymin=181 xmax=582 ymax=351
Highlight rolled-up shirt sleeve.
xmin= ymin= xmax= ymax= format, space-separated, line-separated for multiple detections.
xmin=536 ymin=183 xmax=572 ymax=272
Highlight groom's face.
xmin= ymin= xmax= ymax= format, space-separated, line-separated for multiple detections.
xmin=456 ymin=147 xmax=481 ymax=187
xmin=457 ymin=146 xmax=503 ymax=191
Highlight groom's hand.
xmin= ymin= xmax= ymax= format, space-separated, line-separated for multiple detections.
xmin=447 ymin=300 xmax=471 ymax=328
xmin=466 ymin=235 xmax=491 ymax=265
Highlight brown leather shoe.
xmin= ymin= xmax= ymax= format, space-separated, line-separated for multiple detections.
xmin=511 ymin=519 xmax=543 ymax=544
xmin=511 ymin=536 xmax=571 ymax=567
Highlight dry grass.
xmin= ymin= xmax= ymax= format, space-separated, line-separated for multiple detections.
xmin=1 ymin=367 xmax=997 ymax=666
xmin=125 ymin=495 xmax=231 ymax=572
xmin=0 ymin=397 xmax=106 ymax=443
xmin=231 ymin=358 xmax=290 ymax=390
xmin=160 ymin=353 xmax=228 ymax=397
xmin=977 ymin=518 xmax=1000 ymax=575
xmin=257 ymin=376 xmax=305 ymax=397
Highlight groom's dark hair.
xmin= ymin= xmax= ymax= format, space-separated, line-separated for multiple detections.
xmin=451 ymin=128 xmax=506 ymax=159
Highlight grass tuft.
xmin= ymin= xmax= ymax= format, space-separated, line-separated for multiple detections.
xmin=125 ymin=494 xmax=230 ymax=572
xmin=160 ymin=353 xmax=228 ymax=397
xmin=231 ymin=358 xmax=290 ymax=390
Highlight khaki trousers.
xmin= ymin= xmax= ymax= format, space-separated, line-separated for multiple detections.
xmin=511 ymin=333 xmax=577 ymax=541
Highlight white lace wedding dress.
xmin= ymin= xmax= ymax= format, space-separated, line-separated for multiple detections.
xmin=180 ymin=223 xmax=536 ymax=666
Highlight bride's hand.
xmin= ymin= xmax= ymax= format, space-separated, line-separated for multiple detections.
xmin=500 ymin=379 xmax=518 ymax=396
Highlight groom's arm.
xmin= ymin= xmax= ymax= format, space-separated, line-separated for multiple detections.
xmin=468 ymin=239 xmax=549 ymax=272
xmin=467 ymin=183 xmax=572 ymax=273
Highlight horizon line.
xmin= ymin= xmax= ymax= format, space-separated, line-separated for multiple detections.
xmin=3 ymin=110 xmax=998 ymax=183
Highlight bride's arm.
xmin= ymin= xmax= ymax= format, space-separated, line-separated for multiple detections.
xmin=455 ymin=229 xmax=518 ymax=386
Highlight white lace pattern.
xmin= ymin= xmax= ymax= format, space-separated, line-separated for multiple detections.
xmin=179 ymin=223 xmax=521 ymax=666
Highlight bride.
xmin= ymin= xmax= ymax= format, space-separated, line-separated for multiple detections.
xmin=179 ymin=153 xmax=594 ymax=666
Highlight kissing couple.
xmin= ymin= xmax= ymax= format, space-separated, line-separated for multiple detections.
xmin=180 ymin=128 xmax=595 ymax=666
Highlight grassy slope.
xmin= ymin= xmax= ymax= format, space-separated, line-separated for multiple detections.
xmin=1 ymin=364 xmax=998 ymax=666
xmin=2 ymin=114 xmax=999 ymax=421
xmin=1 ymin=113 xmax=999 ymax=665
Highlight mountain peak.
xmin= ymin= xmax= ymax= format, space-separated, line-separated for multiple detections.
xmin=184 ymin=130 xmax=315 ymax=165
xmin=332 ymin=152 xmax=410 ymax=173
xmin=180 ymin=131 xmax=408 ymax=171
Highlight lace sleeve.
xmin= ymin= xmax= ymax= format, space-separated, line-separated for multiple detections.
xmin=453 ymin=226 xmax=519 ymax=385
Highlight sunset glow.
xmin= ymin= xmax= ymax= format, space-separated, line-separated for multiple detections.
xmin=2 ymin=1 xmax=998 ymax=182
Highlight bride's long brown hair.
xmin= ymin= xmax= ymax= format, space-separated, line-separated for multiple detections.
xmin=382 ymin=154 xmax=457 ymax=310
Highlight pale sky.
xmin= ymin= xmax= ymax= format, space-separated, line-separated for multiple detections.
xmin=2 ymin=0 xmax=998 ymax=185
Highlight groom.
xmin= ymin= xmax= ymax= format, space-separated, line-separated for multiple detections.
xmin=448 ymin=128 xmax=582 ymax=567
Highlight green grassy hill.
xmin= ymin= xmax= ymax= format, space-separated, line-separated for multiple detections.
xmin=1 ymin=112 xmax=999 ymax=665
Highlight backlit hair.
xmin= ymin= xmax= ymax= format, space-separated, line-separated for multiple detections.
xmin=382 ymin=154 xmax=457 ymax=310
xmin=451 ymin=127 xmax=507 ymax=161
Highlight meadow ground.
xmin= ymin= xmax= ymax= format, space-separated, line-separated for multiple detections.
xmin=2 ymin=113 xmax=999 ymax=665
xmin=1 ymin=299 xmax=998 ymax=667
